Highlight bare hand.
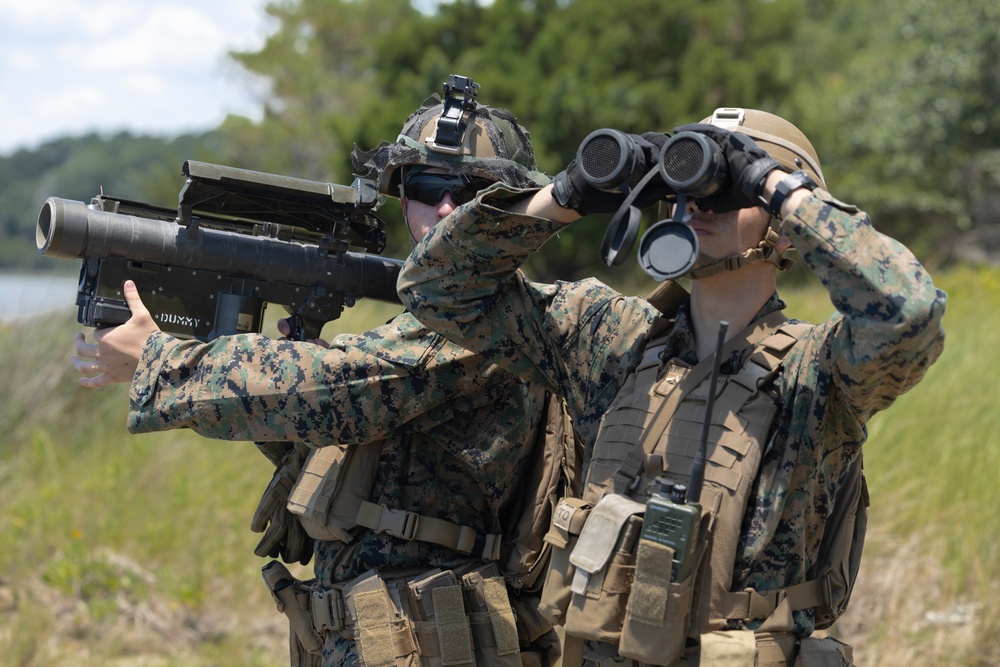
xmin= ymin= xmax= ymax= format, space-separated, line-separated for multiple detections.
xmin=72 ymin=280 xmax=160 ymax=388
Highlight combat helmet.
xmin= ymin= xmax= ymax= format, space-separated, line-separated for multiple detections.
xmin=702 ymin=107 xmax=826 ymax=190
xmin=352 ymin=75 xmax=548 ymax=198
xmin=683 ymin=107 xmax=826 ymax=280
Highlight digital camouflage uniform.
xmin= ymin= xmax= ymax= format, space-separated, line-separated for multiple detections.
xmin=397 ymin=184 xmax=947 ymax=639
xmin=129 ymin=308 xmax=558 ymax=664
xmin=126 ymin=91 xmax=551 ymax=667
xmin=126 ymin=76 xmax=569 ymax=667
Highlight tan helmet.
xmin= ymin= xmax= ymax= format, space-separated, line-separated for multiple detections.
xmin=702 ymin=107 xmax=826 ymax=190
xmin=352 ymin=75 xmax=548 ymax=198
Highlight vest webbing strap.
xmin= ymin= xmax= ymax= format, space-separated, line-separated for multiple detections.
xmin=715 ymin=576 xmax=827 ymax=623
xmin=355 ymin=500 xmax=502 ymax=561
xmin=612 ymin=310 xmax=789 ymax=489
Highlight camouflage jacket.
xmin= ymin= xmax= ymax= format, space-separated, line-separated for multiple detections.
xmin=398 ymin=185 xmax=947 ymax=633
xmin=129 ymin=309 xmax=551 ymax=585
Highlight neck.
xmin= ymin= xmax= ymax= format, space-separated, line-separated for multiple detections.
xmin=688 ymin=264 xmax=776 ymax=360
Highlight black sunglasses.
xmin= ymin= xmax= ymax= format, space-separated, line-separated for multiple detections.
xmin=403 ymin=172 xmax=494 ymax=207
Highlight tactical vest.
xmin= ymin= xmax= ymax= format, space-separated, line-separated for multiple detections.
xmin=538 ymin=305 xmax=867 ymax=666
xmin=284 ymin=389 xmax=581 ymax=591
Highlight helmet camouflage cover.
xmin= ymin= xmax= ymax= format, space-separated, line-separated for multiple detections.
xmin=352 ymin=77 xmax=549 ymax=198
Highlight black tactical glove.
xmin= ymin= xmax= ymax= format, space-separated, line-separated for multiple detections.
xmin=671 ymin=122 xmax=783 ymax=213
xmin=552 ymin=159 xmax=631 ymax=216
xmin=552 ymin=131 xmax=673 ymax=215
xmin=633 ymin=132 xmax=676 ymax=208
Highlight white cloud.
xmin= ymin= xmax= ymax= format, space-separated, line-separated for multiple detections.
xmin=0 ymin=0 xmax=271 ymax=155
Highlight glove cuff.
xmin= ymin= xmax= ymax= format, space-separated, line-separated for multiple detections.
xmin=767 ymin=170 xmax=818 ymax=219
xmin=740 ymin=157 xmax=782 ymax=202
xmin=552 ymin=171 xmax=577 ymax=210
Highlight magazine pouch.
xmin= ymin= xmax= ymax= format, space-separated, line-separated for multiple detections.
xmin=562 ymin=494 xmax=645 ymax=644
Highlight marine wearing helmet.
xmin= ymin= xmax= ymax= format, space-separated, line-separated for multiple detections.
xmin=353 ymin=74 xmax=548 ymax=200
xmin=679 ymin=107 xmax=828 ymax=279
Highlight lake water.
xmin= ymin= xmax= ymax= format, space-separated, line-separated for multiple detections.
xmin=0 ymin=273 xmax=79 ymax=321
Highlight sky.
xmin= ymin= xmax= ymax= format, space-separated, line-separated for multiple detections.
xmin=0 ymin=0 xmax=274 ymax=157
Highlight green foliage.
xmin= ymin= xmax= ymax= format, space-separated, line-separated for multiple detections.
xmin=5 ymin=0 xmax=999 ymax=278
xmin=816 ymin=0 xmax=1000 ymax=259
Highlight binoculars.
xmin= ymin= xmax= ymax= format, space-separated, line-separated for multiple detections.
xmin=576 ymin=128 xmax=730 ymax=280
xmin=577 ymin=128 xmax=728 ymax=199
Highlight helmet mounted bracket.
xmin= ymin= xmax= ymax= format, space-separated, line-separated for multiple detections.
xmin=425 ymin=75 xmax=481 ymax=155
xmin=708 ymin=107 xmax=746 ymax=131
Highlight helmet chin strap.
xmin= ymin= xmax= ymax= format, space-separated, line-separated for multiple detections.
xmin=684 ymin=217 xmax=794 ymax=280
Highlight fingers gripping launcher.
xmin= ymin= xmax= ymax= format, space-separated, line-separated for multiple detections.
xmin=576 ymin=128 xmax=731 ymax=281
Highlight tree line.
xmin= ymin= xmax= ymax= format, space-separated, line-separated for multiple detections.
xmin=4 ymin=0 xmax=997 ymax=281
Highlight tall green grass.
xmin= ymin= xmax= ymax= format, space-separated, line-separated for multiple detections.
xmin=0 ymin=300 xmax=403 ymax=666
xmin=0 ymin=268 xmax=995 ymax=665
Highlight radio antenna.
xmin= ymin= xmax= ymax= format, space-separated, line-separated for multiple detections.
xmin=687 ymin=320 xmax=728 ymax=504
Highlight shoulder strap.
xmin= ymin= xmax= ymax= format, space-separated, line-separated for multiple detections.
xmin=645 ymin=280 xmax=689 ymax=317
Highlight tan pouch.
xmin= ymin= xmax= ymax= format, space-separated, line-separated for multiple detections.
xmin=287 ymin=441 xmax=385 ymax=542
xmin=402 ymin=569 xmax=475 ymax=667
xmin=563 ymin=495 xmax=645 ymax=644
xmin=462 ymin=565 xmax=521 ymax=667
xmin=696 ymin=630 xmax=757 ymax=667
xmin=618 ymin=540 xmax=697 ymax=664
xmin=794 ymin=636 xmax=854 ymax=667
xmin=537 ymin=496 xmax=591 ymax=625
xmin=342 ymin=570 xmax=414 ymax=667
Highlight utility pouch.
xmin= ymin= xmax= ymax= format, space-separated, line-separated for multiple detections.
xmin=618 ymin=539 xmax=697 ymax=664
xmin=538 ymin=496 xmax=591 ymax=625
xmin=287 ymin=441 xmax=385 ymax=542
xmin=619 ymin=489 xmax=717 ymax=665
xmin=342 ymin=570 xmax=413 ymax=667
xmin=794 ymin=636 xmax=854 ymax=667
xmin=462 ymin=564 xmax=521 ymax=667
xmin=563 ymin=495 xmax=645 ymax=644
xmin=403 ymin=569 xmax=475 ymax=667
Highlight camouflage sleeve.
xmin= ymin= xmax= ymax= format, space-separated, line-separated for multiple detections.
xmin=782 ymin=191 xmax=947 ymax=420
xmin=126 ymin=314 xmax=494 ymax=444
xmin=399 ymin=185 xmax=658 ymax=442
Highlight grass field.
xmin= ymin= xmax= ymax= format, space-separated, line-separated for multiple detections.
xmin=0 ymin=266 xmax=996 ymax=666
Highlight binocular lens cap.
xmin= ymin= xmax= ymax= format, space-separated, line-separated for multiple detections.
xmin=637 ymin=220 xmax=699 ymax=281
